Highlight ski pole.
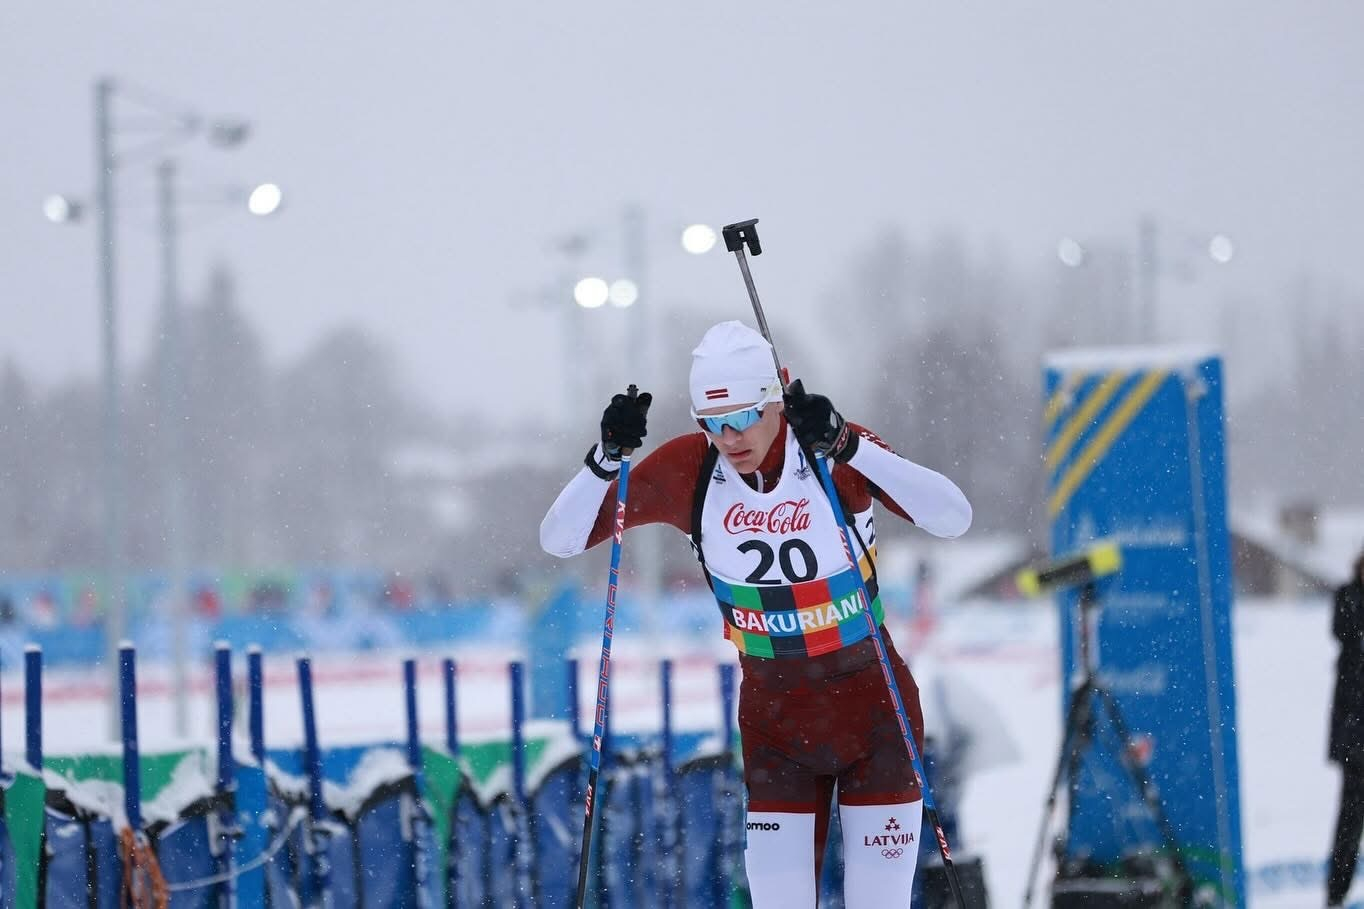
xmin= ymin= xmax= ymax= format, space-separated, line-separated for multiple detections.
xmin=721 ymin=219 xmax=968 ymax=909
xmin=574 ymin=387 xmax=638 ymax=909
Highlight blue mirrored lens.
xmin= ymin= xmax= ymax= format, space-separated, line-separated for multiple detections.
xmin=701 ymin=406 xmax=763 ymax=434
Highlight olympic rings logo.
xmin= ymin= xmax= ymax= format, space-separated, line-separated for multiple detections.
xmin=881 ymin=848 xmax=904 ymax=859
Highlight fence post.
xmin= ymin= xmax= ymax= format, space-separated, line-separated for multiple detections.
xmin=24 ymin=645 xmax=42 ymax=771
xmin=213 ymin=642 xmax=238 ymax=907
xmin=297 ymin=654 xmax=332 ymax=905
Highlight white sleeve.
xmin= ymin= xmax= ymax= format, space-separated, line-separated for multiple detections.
xmin=844 ymin=437 xmax=973 ymax=539
xmin=539 ymin=446 xmax=616 ymax=558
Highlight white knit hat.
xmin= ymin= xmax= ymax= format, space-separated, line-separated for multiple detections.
xmin=688 ymin=321 xmax=781 ymax=412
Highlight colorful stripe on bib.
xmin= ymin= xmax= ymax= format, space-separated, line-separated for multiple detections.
xmin=713 ymin=564 xmax=884 ymax=659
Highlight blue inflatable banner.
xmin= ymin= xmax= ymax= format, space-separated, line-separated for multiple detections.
xmin=1043 ymin=348 xmax=1244 ymax=906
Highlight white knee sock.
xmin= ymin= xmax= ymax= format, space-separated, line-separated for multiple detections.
xmin=743 ymin=811 xmax=817 ymax=908
xmin=838 ymin=800 xmax=924 ymax=908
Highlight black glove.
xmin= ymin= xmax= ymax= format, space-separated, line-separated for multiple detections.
xmin=600 ymin=386 xmax=653 ymax=460
xmin=783 ymin=379 xmax=858 ymax=463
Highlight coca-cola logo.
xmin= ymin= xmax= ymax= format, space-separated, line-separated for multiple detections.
xmin=723 ymin=499 xmax=812 ymax=536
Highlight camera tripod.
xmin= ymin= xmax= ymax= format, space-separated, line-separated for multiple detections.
xmin=1022 ymin=581 xmax=1191 ymax=908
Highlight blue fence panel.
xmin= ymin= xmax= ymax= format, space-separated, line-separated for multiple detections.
xmin=0 ymin=816 xmax=13 ymax=909
xmin=353 ymin=785 xmax=419 ymax=909
xmin=529 ymin=759 xmax=581 ymax=908
xmin=448 ymin=782 xmax=490 ymax=907
xmin=156 ymin=813 xmax=218 ymax=908
xmin=487 ymin=796 xmax=521 ymax=907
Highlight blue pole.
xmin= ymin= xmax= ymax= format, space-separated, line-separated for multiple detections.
xmin=119 ymin=641 xmax=143 ymax=832
xmin=510 ymin=662 xmax=527 ymax=804
xmin=213 ymin=641 xmax=237 ymax=907
xmin=509 ymin=661 xmax=532 ymax=908
xmin=718 ymin=664 xmax=736 ymax=758
xmin=661 ymin=660 xmax=675 ymax=779
xmin=297 ymin=654 xmax=331 ymax=903
xmin=566 ymin=658 xmax=581 ymax=740
xmin=402 ymin=658 xmax=433 ymax=909
xmin=247 ymin=646 xmax=265 ymax=766
xmin=240 ymin=645 xmax=270 ymax=908
xmin=298 ymin=656 xmax=326 ymax=822
xmin=715 ymin=663 xmax=739 ymax=906
xmin=215 ymin=642 xmax=235 ymax=790
xmin=442 ymin=656 xmax=461 ymax=906
xmin=24 ymin=644 xmax=42 ymax=770
xmin=403 ymin=658 xmax=423 ymax=771
xmin=442 ymin=658 xmax=458 ymax=757
xmin=657 ymin=659 xmax=678 ymax=909
xmin=575 ymin=448 xmax=633 ymax=909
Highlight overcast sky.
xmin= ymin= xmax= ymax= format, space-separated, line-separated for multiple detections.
xmin=3 ymin=3 xmax=1361 ymax=425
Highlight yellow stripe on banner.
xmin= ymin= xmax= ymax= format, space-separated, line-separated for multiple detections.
xmin=1044 ymin=371 xmax=1127 ymax=471
xmin=1043 ymin=371 xmax=1086 ymax=429
xmin=1047 ymin=369 xmax=1168 ymax=518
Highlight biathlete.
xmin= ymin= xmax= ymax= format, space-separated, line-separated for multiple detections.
xmin=540 ymin=320 xmax=972 ymax=907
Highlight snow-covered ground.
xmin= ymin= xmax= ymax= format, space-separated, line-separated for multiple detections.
xmin=0 ymin=596 xmax=1352 ymax=907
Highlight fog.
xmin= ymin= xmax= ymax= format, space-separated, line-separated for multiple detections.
xmin=2 ymin=2 xmax=1362 ymax=583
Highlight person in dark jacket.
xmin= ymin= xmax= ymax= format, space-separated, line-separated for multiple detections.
xmin=1328 ymin=549 xmax=1364 ymax=907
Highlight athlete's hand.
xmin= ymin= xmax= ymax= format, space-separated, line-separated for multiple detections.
xmin=600 ymin=386 xmax=653 ymax=460
xmin=783 ymin=379 xmax=858 ymax=463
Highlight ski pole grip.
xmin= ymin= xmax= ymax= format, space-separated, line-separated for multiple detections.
xmin=721 ymin=219 xmax=761 ymax=256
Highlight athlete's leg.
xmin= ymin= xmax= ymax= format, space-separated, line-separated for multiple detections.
xmin=833 ymin=635 xmax=926 ymax=907
xmin=740 ymin=679 xmax=834 ymax=907
xmin=839 ymin=799 xmax=924 ymax=908
xmin=744 ymin=810 xmax=817 ymax=907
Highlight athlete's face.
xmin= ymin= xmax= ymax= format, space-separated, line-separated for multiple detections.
xmin=697 ymin=399 xmax=785 ymax=475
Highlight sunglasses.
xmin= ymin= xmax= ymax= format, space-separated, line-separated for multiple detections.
xmin=692 ymin=388 xmax=781 ymax=435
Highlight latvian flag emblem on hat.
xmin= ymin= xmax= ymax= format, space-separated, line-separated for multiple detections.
xmin=704 ymin=388 xmax=728 ymax=401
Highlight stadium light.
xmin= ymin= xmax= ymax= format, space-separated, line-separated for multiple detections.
xmin=681 ymin=223 xmax=717 ymax=255
xmin=247 ymin=183 xmax=284 ymax=216
xmin=1057 ymin=237 xmax=1086 ymax=268
xmin=43 ymin=195 xmax=83 ymax=224
xmin=1208 ymin=234 xmax=1235 ymax=265
xmin=574 ymin=276 xmax=609 ymax=309
xmin=608 ymin=278 xmax=639 ymax=308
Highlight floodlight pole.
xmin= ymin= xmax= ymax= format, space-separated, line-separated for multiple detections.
xmin=95 ymin=78 xmax=129 ymax=739
xmin=157 ymin=160 xmax=193 ymax=738
xmin=622 ymin=203 xmax=662 ymax=630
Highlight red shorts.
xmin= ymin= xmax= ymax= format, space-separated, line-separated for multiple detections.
xmin=737 ymin=629 xmax=924 ymax=812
